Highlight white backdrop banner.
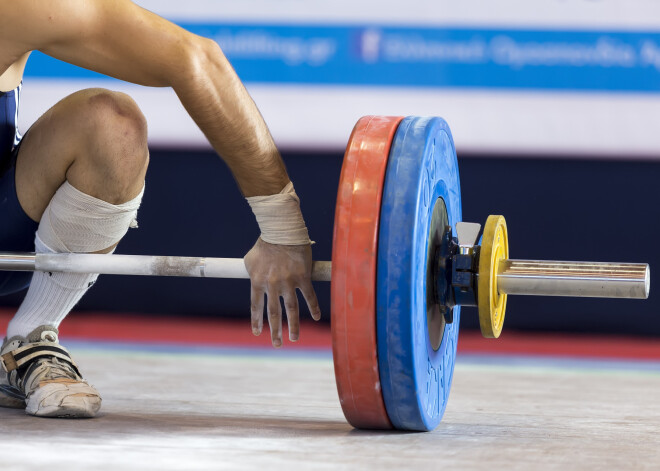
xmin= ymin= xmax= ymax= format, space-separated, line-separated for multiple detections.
xmin=18 ymin=0 xmax=660 ymax=157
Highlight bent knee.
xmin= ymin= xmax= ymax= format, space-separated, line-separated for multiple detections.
xmin=83 ymin=89 xmax=148 ymax=149
xmin=69 ymin=89 xmax=149 ymax=202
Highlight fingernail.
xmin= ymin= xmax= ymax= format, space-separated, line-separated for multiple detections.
xmin=273 ymin=339 xmax=282 ymax=348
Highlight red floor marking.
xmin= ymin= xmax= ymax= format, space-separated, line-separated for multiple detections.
xmin=0 ymin=308 xmax=331 ymax=350
xmin=458 ymin=330 xmax=660 ymax=361
xmin=1 ymin=308 xmax=659 ymax=360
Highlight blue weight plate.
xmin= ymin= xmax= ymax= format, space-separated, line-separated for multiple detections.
xmin=377 ymin=116 xmax=462 ymax=432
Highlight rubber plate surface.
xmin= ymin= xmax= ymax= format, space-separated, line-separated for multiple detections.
xmin=331 ymin=116 xmax=403 ymax=430
xmin=377 ymin=116 xmax=462 ymax=431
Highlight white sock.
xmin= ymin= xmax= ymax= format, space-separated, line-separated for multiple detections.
xmin=7 ymin=235 xmax=101 ymax=337
xmin=7 ymin=181 xmax=143 ymax=339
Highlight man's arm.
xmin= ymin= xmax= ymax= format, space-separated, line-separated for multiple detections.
xmin=2 ymin=0 xmax=286 ymax=196
xmin=1 ymin=0 xmax=321 ymax=344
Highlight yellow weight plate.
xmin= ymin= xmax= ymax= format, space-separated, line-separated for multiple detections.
xmin=478 ymin=215 xmax=509 ymax=338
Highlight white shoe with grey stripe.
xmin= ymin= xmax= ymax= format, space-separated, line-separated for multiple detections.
xmin=0 ymin=325 xmax=101 ymax=417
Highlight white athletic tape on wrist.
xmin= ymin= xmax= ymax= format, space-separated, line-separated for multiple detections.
xmin=38 ymin=181 xmax=144 ymax=253
xmin=246 ymin=181 xmax=312 ymax=245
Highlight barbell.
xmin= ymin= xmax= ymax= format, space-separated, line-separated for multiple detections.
xmin=0 ymin=116 xmax=650 ymax=432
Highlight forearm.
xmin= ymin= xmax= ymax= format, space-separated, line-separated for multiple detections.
xmin=172 ymin=39 xmax=290 ymax=197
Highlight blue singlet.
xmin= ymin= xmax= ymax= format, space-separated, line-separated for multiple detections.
xmin=0 ymin=84 xmax=39 ymax=295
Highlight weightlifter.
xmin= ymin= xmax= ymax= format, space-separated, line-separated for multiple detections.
xmin=0 ymin=0 xmax=321 ymax=417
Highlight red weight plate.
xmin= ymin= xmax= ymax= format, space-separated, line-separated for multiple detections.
xmin=331 ymin=115 xmax=403 ymax=430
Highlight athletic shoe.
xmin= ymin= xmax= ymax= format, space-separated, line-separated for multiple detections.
xmin=0 ymin=325 xmax=101 ymax=417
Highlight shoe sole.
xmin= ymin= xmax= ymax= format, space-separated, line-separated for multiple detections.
xmin=0 ymin=385 xmax=27 ymax=409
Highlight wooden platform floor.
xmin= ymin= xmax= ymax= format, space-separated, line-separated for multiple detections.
xmin=0 ymin=313 xmax=659 ymax=470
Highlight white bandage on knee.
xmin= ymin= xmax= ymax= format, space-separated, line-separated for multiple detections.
xmin=6 ymin=181 xmax=144 ymax=338
xmin=246 ymin=181 xmax=312 ymax=245
xmin=38 ymin=181 xmax=144 ymax=253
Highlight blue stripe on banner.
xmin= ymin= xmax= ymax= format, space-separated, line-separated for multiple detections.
xmin=24 ymin=24 xmax=660 ymax=92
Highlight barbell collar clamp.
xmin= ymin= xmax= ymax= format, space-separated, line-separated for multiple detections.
xmin=455 ymin=222 xmax=482 ymax=255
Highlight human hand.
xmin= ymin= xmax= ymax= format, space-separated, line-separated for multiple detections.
xmin=244 ymin=238 xmax=321 ymax=347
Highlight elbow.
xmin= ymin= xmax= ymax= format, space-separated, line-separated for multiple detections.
xmin=172 ymin=36 xmax=232 ymax=91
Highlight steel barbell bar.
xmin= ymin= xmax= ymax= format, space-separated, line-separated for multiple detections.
xmin=0 ymin=249 xmax=649 ymax=299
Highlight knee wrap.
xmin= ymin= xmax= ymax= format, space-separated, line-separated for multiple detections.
xmin=38 ymin=181 xmax=144 ymax=253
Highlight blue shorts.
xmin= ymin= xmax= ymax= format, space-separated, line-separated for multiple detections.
xmin=0 ymin=143 xmax=38 ymax=296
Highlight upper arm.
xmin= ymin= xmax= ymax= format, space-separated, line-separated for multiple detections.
xmin=1 ymin=0 xmax=211 ymax=87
